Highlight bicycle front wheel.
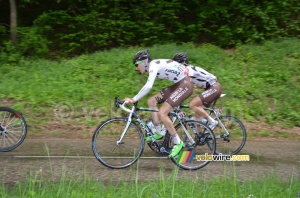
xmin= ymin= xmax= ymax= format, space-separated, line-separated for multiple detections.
xmin=92 ymin=117 xmax=144 ymax=169
xmin=169 ymin=120 xmax=216 ymax=170
xmin=0 ymin=107 xmax=27 ymax=152
xmin=214 ymin=115 xmax=246 ymax=155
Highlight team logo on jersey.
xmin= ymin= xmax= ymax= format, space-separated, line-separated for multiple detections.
xmin=165 ymin=69 xmax=181 ymax=77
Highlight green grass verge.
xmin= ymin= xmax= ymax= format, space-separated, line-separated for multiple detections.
xmin=1 ymin=167 xmax=299 ymax=198
xmin=0 ymin=39 xmax=299 ymax=137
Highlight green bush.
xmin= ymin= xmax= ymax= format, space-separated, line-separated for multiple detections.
xmin=0 ymin=27 xmax=49 ymax=63
xmin=2 ymin=0 xmax=298 ymax=58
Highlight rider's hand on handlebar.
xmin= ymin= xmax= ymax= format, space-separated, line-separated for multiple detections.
xmin=123 ymin=97 xmax=135 ymax=104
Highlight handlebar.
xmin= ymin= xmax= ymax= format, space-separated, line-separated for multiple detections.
xmin=115 ymin=97 xmax=135 ymax=113
xmin=120 ymin=101 xmax=133 ymax=113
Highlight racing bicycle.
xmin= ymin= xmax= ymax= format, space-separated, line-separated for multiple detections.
xmin=92 ymin=98 xmax=216 ymax=170
xmin=0 ymin=107 xmax=27 ymax=152
xmin=183 ymin=94 xmax=247 ymax=155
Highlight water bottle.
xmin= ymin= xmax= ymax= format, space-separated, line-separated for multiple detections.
xmin=146 ymin=121 xmax=156 ymax=133
xmin=201 ymin=117 xmax=208 ymax=125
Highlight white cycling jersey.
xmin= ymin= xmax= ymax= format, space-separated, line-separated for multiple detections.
xmin=132 ymin=59 xmax=187 ymax=102
xmin=185 ymin=65 xmax=217 ymax=89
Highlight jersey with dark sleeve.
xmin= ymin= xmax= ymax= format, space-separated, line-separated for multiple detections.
xmin=132 ymin=59 xmax=187 ymax=102
xmin=186 ymin=65 xmax=217 ymax=89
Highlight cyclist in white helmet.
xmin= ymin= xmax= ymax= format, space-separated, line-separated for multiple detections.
xmin=124 ymin=49 xmax=193 ymax=157
xmin=172 ymin=52 xmax=222 ymax=129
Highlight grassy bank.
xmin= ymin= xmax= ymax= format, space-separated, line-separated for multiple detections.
xmin=1 ymin=167 xmax=299 ymax=198
xmin=0 ymin=39 xmax=299 ymax=138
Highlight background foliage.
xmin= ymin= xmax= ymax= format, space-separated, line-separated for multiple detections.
xmin=0 ymin=0 xmax=299 ymax=137
xmin=0 ymin=0 xmax=299 ymax=58
xmin=0 ymin=39 xmax=299 ymax=138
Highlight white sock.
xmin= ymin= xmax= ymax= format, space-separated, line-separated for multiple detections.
xmin=172 ymin=133 xmax=181 ymax=145
xmin=154 ymin=124 xmax=163 ymax=135
xmin=207 ymin=116 xmax=216 ymax=124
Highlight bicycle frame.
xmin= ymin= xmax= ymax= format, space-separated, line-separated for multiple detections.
xmin=117 ymin=101 xmax=196 ymax=151
xmin=205 ymin=94 xmax=230 ymax=137
xmin=180 ymin=94 xmax=230 ymax=138
xmin=203 ymin=106 xmax=229 ymax=138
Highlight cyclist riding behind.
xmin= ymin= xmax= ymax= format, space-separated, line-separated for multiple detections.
xmin=172 ymin=52 xmax=222 ymax=129
xmin=124 ymin=49 xmax=193 ymax=157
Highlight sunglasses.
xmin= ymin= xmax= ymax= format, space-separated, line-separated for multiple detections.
xmin=135 ymin=60 xmax=143 ymax=67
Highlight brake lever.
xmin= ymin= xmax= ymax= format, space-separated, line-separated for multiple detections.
xmin=115 ymin=97 xmax=125 ymax=108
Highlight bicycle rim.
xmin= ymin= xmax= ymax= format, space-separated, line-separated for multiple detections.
xmin=170 ymin=120 xmax=216 ymax=170
xmin=214 ymin=115 xmax=246 ymax=155
xmin=92 ymin=117 xmax=144 ymax=169
xmin=0 ymin=107 xmax=27 ymax=152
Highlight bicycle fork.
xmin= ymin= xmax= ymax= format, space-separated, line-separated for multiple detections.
xmin=116 ymin=112 xmax=135 ymax=145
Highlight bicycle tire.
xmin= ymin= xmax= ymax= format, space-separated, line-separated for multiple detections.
xmin=214 ymin=115 xmax=246 ymax=155
xmin=92 ymin=117 xmax=144 ymax=169
xmin=169 ymin=120 xmax=216 ymax=170
xmin=0 ymin=107 xmax=27 ymax=152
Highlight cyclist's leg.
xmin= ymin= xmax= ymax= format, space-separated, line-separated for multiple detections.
xmin=147 ymin=84 xmax=182 ymax=135
xmin=158 ymin=102 xmax=175 ymax=135
xmin=159 ymin=101 xmax=184 ymax=157
xmin=159 ymin=76 xmax=193 ymax=157
xmin=147 ymin=92 xmax=163 ymax=133
xmin=189 ymin=96 xmax=208 ymax=121
xmin=190 ymin=83 xmax=222 ymax=128
xmin=199 ymin=82 xmax=222 ymax=108
xmin=159 ymin=76 xmax=193 ymax=137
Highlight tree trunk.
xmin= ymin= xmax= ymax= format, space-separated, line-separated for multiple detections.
xmin=9 ymin=0 xmax=17 ymax=46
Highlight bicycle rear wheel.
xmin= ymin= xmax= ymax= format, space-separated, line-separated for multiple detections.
xmin=169 ymin=120 xmax=216 ymax=170
xmin=214 ymin=115 xmax=246 ymax=155
xmin=92 ymin=117 xmax=144 ymax=169
xmin=0 ymin=107 xmax=27 ymax=152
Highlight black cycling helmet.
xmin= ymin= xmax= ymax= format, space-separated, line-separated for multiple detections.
xmin=172 ymin=52 xmax=189 ymax=65
xmin=132 ymin=49 xmax=152 ymax=64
